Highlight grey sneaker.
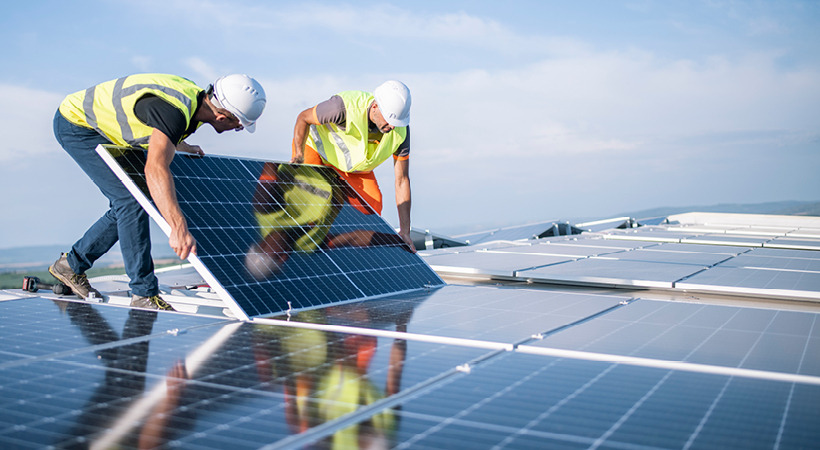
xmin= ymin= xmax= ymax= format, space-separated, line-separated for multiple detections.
xmin=131 ymin=294 xmax=176 ymax=311
xmin=49 ymin=253 xmax=103 ymax=300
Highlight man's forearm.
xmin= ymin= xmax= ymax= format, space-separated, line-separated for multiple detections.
xmin=291 ymin=108 xmax=315 ymax=162
xmin=146 ymin=128 xmax=196 ymax=258
xmin=146 ymin=162 xmax=186 ymax=231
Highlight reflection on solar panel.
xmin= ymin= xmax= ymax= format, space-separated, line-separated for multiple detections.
xmin=2 ymin=284 xmax=818 ymax=448
xmin=5 ymin=174 xmax=820 ymax=447
xmin=96 ymin=145 xmax=443 ymax=319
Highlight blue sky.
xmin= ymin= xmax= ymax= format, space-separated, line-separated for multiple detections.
xmin=1 ymin=0 xmax=819 ymax=249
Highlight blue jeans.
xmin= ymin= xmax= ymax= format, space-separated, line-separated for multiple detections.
xmin=53 ymin=111 xmax=158 ymax=297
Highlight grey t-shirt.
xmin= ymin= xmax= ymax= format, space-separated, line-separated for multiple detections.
xmin=314 ymin=95 xmax=410 ymax=158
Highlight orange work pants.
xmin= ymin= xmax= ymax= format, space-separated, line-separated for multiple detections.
xmin=303 ymin=145 xmax=383 ymax=214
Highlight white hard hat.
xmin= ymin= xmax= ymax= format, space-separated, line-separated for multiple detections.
xmin=245 ymin=244 xmax=283 ymax=280
xmin=373 ymin=80 xmax=411 ymax=127
xmin=212 ymin=74 xmax=266 ymax=133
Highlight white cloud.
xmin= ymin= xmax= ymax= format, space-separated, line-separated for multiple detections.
xmin=184 ymin=57 xmax=220 ymax=85
xmin=0 ymin=84 xmax=63 ymax=164
xmin=131 ymin=55 xmax=152 ymax=72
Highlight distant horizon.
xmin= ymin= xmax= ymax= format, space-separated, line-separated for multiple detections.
xmin=2 ymin=198 xmax=817 ymax=254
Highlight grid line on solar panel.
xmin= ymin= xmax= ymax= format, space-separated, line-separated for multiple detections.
xmin=773 ymin=313 xmax=817 ymax=447
xmin=524 ymin=299 xmax=820 ymax=379
xmin=385 ymin=410 xmax=603 ymax=448
xmin=379 ymin=350 xmax=820 ymax=449
xmin=98 ymin=146 xmax=442 ymax=318
xmin=675 ymin=266 xmax=820 ymax=300
xmin=274 ymin=285 xmax=638 ymax=346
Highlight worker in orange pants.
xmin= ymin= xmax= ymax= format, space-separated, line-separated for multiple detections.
xmin=291 ymin=81 xmax=415 ymax=252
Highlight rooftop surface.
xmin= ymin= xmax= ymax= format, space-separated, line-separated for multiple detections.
xmin=1 ymin=211 xmax=819 ymax=448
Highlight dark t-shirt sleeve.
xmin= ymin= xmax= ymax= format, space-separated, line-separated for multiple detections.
xmin=314 ymin=95 xmax=346 ymax=126
xmin=133 ymin=95 xmax=188 ymax=144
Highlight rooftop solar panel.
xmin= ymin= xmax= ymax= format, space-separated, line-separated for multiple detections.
xmin=2 ymin=268 xmax=819 ymax=447
xmin=266 ymin=284 xmax=632 ymax=344
xmin=524 ymin=299 xmax=820 ymax=373
xmin=765 ymin=237 xmax=820 ymax=251
xmin=493 ymin=242 xmax=631 ymax=258
xmin=454 ymin=221 xmax=565 ymax=244
xmin=95 ymin=146 xmax=443 ymax=319
xmin=681 ymin=234 xmax=772 ymax=247
xmin=606 ymin=248 xmax=734 ymax=266
xmin=717 ymin=253 xmax=820 ymax=272
xmin=351 ymin=353 xmax=820 ymax=449
xmin=517 ymin=258 xmax=708 ymax=289
xmin=423 ymin=251 xmax=575 ymax=277
xmin=601 ymin=227 xmax=703 ymax=243
xmin=748 ymin=246 xmax=820 ymax=259
xmin=676 ymin=266 xmax=820 ymax=301
xmin=787 ymin=228 xmax=820 ymax=239
xmin=651 ymin=242 xmax=751 ymax=254
xmin=0 ymin=297 xmax=489 ymax=448
xmin=558 ymin=237 xmax=649 ymax=249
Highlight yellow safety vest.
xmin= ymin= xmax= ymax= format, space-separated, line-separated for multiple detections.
xmin=59 ymin=73 xmax=203 ymax=148
xmin=318 ymin=364 xmax=395 ymax=448
xmin=306 ymin=90 xmax=406 ymax=173
xmin=255 ymin=165 xmax=339 ymax=254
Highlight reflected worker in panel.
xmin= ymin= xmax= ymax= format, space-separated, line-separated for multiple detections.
xmin=291 ymin=80 xmax=416 ymax=252
xmin=245 ymin=162 xmax=411 ymax=281
xmin=255 ymin=302 xmax=414 ymax=447
xmin=51 ymin=73 xmax=266 ymax=310
xmin=52 ymin=301 xmax=158 ymax=448
xmin=132 ymin=301 xmax=414 ymax=447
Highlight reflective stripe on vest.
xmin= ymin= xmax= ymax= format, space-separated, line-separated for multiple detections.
xmin=255 ymin=166 xmax=338 ymax=254
xmin=60 ymin=74 xmax=200 ymax=148
xmin=310 ymin=124 xmax=354 ymax=170
xmin=306 ymin=90 xmax=406 ymax=173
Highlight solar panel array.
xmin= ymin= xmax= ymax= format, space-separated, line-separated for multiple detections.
xmin=3 ymin=153 xmax=819 ymax=447
xmin=2 ymin=283 xmax=818 ymax=448
xmin=96 ymin=146 xmax=443 ymax=318
xmin=421 ymin=220 xmax=820 ymax=301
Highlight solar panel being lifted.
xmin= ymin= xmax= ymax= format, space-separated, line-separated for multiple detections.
xmin=96 ymin=145 xmax=443 ymax=319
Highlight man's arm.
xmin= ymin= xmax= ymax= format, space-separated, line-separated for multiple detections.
xmin=145 ymin=128 xmax=197 ymax=259
xmin=291 ymin=107 xmax=319 ymax=163
xmin=394 ymin=157 xmax=416 ymax=252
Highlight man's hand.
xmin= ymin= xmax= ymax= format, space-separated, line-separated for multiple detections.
xmin=394 ymin=158 xmax=414 ymax=252
xmin=290 ymin=149 xmax=304 ymax=164
xmin=169 ymin=226 xmax=197 ymax=260
xmin=176 ymin=141 xmax=205 ymax=156
xmin=398 ymin=230 xmax=417 ymax=253
xmin=291 ymin=107 xmax=318 ymax=164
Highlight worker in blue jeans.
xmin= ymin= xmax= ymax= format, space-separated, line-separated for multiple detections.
xmin=50 ymin=73 xmax=266 ymax=310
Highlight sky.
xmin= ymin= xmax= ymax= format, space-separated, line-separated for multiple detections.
xmin=1 ymin=0 xmax=819 ymax=249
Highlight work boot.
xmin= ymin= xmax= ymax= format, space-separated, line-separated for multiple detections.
xmin=130 ymin=294 xmax=176 ymax=311
xmin=49 ymin=253 xmax=103 ymax=300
